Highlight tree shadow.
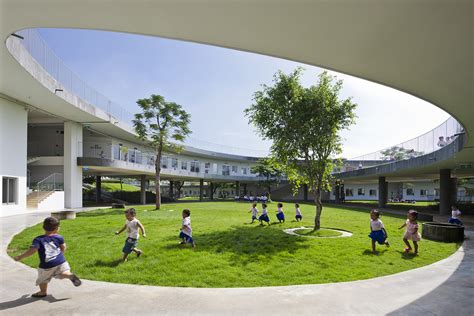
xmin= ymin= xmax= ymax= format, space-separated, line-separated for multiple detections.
xmin=77 ymin=209 xmax=126 ymax=218
xmin=86 ymin=258 xmax=123 ymax=268
xmin=166 ymin=225 xmax=311 ymax=266
xmin=397 ymin=250 xmax=418 ymax=260
xmin=0 ymin=294 xmax=69 ymax=311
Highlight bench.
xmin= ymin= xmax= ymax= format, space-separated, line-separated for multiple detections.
xmin=51 ymin=211 xmax=76 ymax=220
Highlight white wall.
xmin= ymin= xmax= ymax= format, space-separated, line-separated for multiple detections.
xmin=0 ymin=98 xmax=27 ymax=215
xmin=64 ymin=122 xmax=83 ymax=208
xmin=339 ymin=181 xmax=439 ymax=201
xmin=37 ymin=191 xmax=65 ymax=211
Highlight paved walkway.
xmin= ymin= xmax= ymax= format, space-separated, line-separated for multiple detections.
xmin=0 ymin=212 xmax=473 ymax=315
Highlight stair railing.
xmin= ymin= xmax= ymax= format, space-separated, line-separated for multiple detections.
xmin=36 ymin=173 xmax=64 ymax=202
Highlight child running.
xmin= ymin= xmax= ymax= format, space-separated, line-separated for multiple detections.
xmin=399 ymin=210 xmax=421 ymax=255
xmin=180 ymin=209 xmax=195 ymax=247
xmin=295 ymin=203 xmax=303 ymax=222
xmin=368 ymin=209 xmax=390 ymax=253
xmin=115 ymin=208 xmax=146 ymax=262
xmin=276 ymin=202 xmax=285 ymax=223
xmin=259 ymin=203 xmax=271 ymax=225
xmin=448 ymin=205 xmax=463 ymax=226
xmin=14 ymin=217 xmax=82 ymax=298
xmin=249 ymin=203 xmax=259 ymax=223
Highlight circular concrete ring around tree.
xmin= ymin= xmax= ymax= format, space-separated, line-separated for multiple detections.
xmin=284 ymin=226 xmax=353 ymax=238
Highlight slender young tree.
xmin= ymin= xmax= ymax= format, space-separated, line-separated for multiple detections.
xmin=133 ymin=94 xmax=191 ymax=210
xmin=251 ymin=158 xmax=283 ymax=199
xmin=245 ymin=69 xmax=356 ymax=229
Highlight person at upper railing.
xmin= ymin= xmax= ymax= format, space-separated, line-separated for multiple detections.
xmin=437 ymin=136 xmax=447 ymax=147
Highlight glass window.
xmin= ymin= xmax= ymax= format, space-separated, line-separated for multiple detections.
xmin=222 ymin=165 xmax=230 ymax=176
xmin=171 ymin=158 xmax=178 ymax=169
xmin=345 ymin=189 xmax=353 ymax=197
xmin=434 ymin=188 xmax=440 ymax=196
xmin=191 ymin=161 xmax=200 ymax=173
xmin=205 ymin=162 xmax=211 ymax=174
xmin=406 ymin=188 xmax=415 ymax=196
xmin=2 ymin=177 xmax=17 ymax=204
xmin=369 ymin=189 xmax=377 ymax=196
xmin=358 ymin=188 xmax=365 ymax=196
xmin=161 ymin=156 xmax=168 ymax=168
xmin=231 ymin=166 xmax=238 ymax=174
xmin=181 ymin=161 xmax=187 ymax=170
xmin=420 ymin=189 xmax=427 ymax=196
xmin=242 ymin=167 xmax=247 ymax=175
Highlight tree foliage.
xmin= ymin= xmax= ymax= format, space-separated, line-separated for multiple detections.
xmin=133 ymin=94 xmax=191 ymax=209
xmin=380 ymin=146 xmax=423 ymax=161
xmin=251 ymin=158 xmax=283 ymax=194
xmin=245 ymin=68 xmax=357 ymax=229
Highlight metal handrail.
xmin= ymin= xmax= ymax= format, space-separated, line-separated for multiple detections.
xmin=36 ymin=173 xmax=63 ymax=202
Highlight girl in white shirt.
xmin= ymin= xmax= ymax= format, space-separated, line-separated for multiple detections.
xmin=368 ymin=209 xmax=390 ymax=253
xmin=249 ymin=203 xmax=259 ymax=223
xmin=448 ymin=205 xmax=463 ymax=226
xmin=295 ymin=203 xmax=303 ymax=222
xmin=259 ymin=203 xmax=270 ymax=225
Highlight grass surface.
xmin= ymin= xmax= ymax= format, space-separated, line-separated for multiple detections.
xmin=296 ymin=228 xmax=343 ymax=237
xmin=8 ymin=202 xmax=460 ymax=288
xmin=348 ymin=200 xmax=438 ymax=207
xmin=100 ymin=183 xmax=140 ymax=192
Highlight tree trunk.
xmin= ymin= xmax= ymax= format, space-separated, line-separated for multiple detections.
xmin=313 ymin=186 xmax=323 ymax=230
xmin=155 ymin=153 xmax=162 ymax=210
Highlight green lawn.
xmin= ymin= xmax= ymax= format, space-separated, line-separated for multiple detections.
xmin=348 ymin=200 xmax=438 ymax=207
xmin=8 ymin=202 xmax=460 ymax=288
xmin=100 ymin=182 xmax=140 ymax=192
xmin=296 ymin=228 xmax=343 ymax=237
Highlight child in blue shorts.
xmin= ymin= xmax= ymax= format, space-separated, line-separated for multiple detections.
xmin=249 ymin=203 xmax=259 ymax=223
xmin=180 ymin=209 xmax=195 ymax=247
xmin=259 ymin=203 xmax=270 ymax=225
xmin=276 ymin=202 xmax=285 ymax=223
xmin=115 ymin=208 xmax=146 ymax=262
xmin=368 ymin=209 xmax=390 ymax=253
xmin=295 ymin=203 xmax=303 ymax=222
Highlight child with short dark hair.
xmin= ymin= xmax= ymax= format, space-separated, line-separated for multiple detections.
xmin=276 ymin=202 xmax=285 ymax=223
xmin=448 ymin=205 xmax=463 ymax=226
xmin=399 ymin=210 xmax=421 ymax=255
xmin=295 ymin=203 xmax=302 ymax=222
xmin=115 ymin=208 xmax=146 ymax=262
xmin=14 ymin=217 xmax=81 ymax=298
xmin=368 ymin=209 xmax=390 ymax=253
xmin=249 ymin=203 xmax=259 ymax=223
xmin=180 ymin=209 xmax=195 ymax=247
xmin=259 ymin=203 xmax=270 ymax=225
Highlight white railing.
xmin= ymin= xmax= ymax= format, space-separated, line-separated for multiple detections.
xmin=36 ymin=173 xmax=63 ymax=200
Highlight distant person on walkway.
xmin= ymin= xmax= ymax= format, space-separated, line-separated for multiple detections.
xmin=448 ymin=205 xmax=463 ymax=226
xmin=368 ymin=210 xmax=390 ymax=253
xmin=115 ymin=208 xmax=146 ymax=262
xmin=249 ymin=203 xmax=259 ymax=223
xmin=295 ymin=203 xmax=303 ymax=222
xmin=275 ymin=203 xmax=285 ymax=223
xmin=259 ymin=203 xmax=271 ymax=225
xmin=179 ymin=209 xmax=195 ymax=247
xmin=14 ymin=217 xmax=82 ymax=298
xmin=437 ymin=136 xmax=447 ymax=147
xmin=399 ymin=210 xmax=421 ymax=255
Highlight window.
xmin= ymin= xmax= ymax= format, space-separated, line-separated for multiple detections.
xmin=231 ymin=166 xmax=238 ymax=174
xmin=205 ymin=162 xmax=211 ymax=174
xmin=434 ymin=188 xmax=440 ymax=196
xmin=369 ymin=189 xmax=377 ymax=196
xmin=242 ymin=167 xmax=247 ymax=175
xmin=222 ymin=165 xmax=230 ymax=176
xmin=191 ymin=161 xmax=200 ymax=173
xmin=345 ymin=189 xmax=353 ymax=197
xmin=2 ymin=177 xmax=17 ymax=204
xmin=420 ymin=189 xmax=427 ymax=196
xmin=406 ymin=188 xmax=414 ymax=196
xmin=171 ymin=158 xmax=178 ymax=169
xmin=161 ymin=156 xmax=168 ymax=168
xmin=358 ymin=188 xmax=365 ymax=196
xmin=181 ymin=161 xmax=187 ymax=170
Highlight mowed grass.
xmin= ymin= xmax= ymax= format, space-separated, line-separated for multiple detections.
xmin=348 ymin=200 xmax=438 ymax=207
xmin=100 ymin=182 xmax=140 ymax=192
xmin=8 ymin=202 xmax=460 ymax=288
xmin=297 ymin=228 xmax=342 ymax=237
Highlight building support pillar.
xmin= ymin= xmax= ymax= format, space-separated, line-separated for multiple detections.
xmin=378 ymin=176 xmax=388 ymax=208
xmin=440 ymin=169 xmax=454 ymax=215
xmin=303 ymin=184 xmax=308 ymax=201
xmin=169 ymin=180 xmax=174 ymax=200
xmin=95 ymin=175 xmax=101 ymax=203
xmin=235 ymin=181 xmax=240 ymax=197
xmin=64 ymin=121 xmax=83 ymax=208
xmin=199 ymin=179 xmax=204 ymax=201
xmin=210 ymin=182 xmax=214 ymax=200
xmin=334 ymin=182 xmax=340 ymax=203
xmin=140 ymin=175 xmax=146 ymax=205
xmin=243 ymin=184 xmax=247 ymax=196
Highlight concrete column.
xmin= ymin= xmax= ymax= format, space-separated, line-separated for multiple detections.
xmin=378 ymin=177 xmax=388 ymax=208
xmin=303 ymin=184 xmax=308 ymax=201
xmin=95 ymin=175 xmax=101 ymax=203
xmin=64 ymin=121 xmax=83 ymax=208
xmin=334 ymin=182 xmax=340 ymax=203
xmin=440 ymin=169 xmax=453 ymax=215
xmin=243 ymin=184 xmax=247 ymax=195
xmin=169 ymin=180 xmax=174 ymax=199
xmin=199 ymin=179 xmax=204 ymax=201
xmin=140 ymin=175 xmax=146 ymax=205
xmin=210 ymin=182 xmax=214 ymax=200
xmin=235 ymin=181 xmax=240 ymax=197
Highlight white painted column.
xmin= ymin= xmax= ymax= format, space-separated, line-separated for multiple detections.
xmin=64 ymin=121 xmax=83 ymax=208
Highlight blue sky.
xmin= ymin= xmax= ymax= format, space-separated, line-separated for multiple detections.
xmin=38 ymin=28 xmax=449 ymax=158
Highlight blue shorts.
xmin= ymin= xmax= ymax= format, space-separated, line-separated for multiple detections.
xmin=448 ymin=218 xmax=463 ymax=226
xmin=252 ymin=215 xmax=257 ymax=220
xmin=295 ymin=215 xmax=302 ymax=220
xmin=276 ymin=212 xmax=285 ymax=221
xmin=369 ymin=230 xmax=387 ymax=244
xmin=179 ymin=232 xmax=194 ymax=244
xmin=122 ymin=237 xmax=138 ymax=254
xmin=259 ymin=214 xmax=270 ymax=222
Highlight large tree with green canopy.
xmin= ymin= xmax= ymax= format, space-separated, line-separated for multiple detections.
xmin=133 ymin=94 xmax=191 ymax=210
xmin=245 ymin=69 xmax=357 ymax=229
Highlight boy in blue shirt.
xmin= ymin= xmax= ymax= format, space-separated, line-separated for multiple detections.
xmin=14 ymin=217 xmax=81 ymax=298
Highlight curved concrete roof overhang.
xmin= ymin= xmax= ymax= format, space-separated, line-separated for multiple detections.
xmin=1 ymin=0 xmax=473 ymax=171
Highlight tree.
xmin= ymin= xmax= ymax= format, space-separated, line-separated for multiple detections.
xmin=251 ymin=158 xmax=283 ymax=199
xmin=380 ymin=146 xmax=423 ymax=161
xmin=133 ymin=94 xmax=191 ymax=210
xmin=245 ymin=69 xmax=356 ymax=230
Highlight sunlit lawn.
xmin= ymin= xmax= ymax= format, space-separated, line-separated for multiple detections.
xmin=8 ymin=202 xmax=460 ymax=288
xmin=100 ymin=182 xmax=140 ymax=192
xmin=348 ymin=200 xmax=438 ymax=207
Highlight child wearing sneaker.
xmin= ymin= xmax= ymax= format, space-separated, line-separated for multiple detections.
xmin=179 ymin=209 xmax=195 ymax=247
xmin=115 ymin=208 xmax=146 ymax=262
xmin=14 ymin=217 xmax=81 ymax=298
xmin=368 ymin=209 xmax=390 ymax=253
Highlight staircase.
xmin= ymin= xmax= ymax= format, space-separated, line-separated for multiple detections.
xmin=27 ymin=191 xmax=55 ymax=209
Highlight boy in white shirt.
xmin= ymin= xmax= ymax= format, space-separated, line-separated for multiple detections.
xmin=115 ymin=208 xmax=146 ymax=262
xmin=180 ymin=209 xmax=195 ymax=247
xmin=249 ymin=203 xmax=259 ymax=223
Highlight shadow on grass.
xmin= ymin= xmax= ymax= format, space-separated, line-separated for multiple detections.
xmin=86 ymin=258 xmax=123 ymax=268
xmin=165 ymin=225 xmax=311 ymax=266
xmin=362 ymin=249 xmax=389 ymax=256
xmin=397 ymin=250 xmax=418 ymax=259
xmin=77 ymin=209 xmax=126 ymax=218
